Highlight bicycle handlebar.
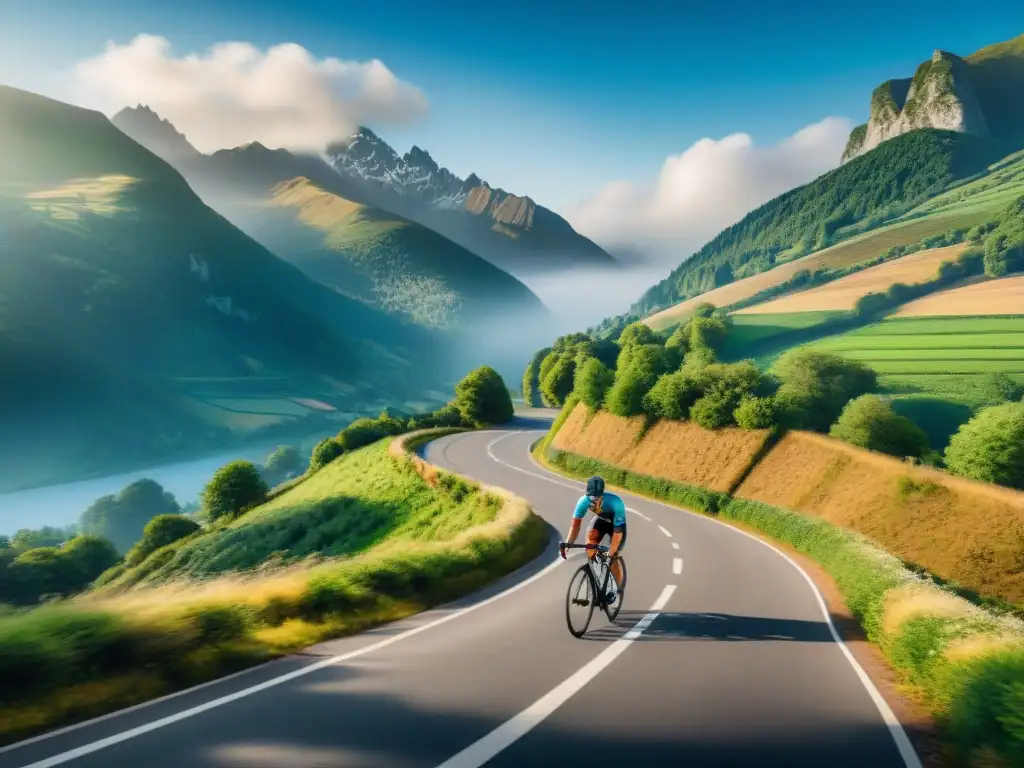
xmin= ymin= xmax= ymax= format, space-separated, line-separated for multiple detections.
xmin=559 ymin=542 xmax=609 ymax=552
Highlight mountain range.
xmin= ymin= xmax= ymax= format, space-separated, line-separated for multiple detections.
xmin=0 ymin=85 xmax=452 ymax=491
xmin=113 ymin=106 xmax=617 ymax=281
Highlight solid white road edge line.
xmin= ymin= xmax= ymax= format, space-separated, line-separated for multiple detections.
xmin=673 ymin=557 xmax=683 ymax=575
xmin=11 ymin=558 xmax=569 ymax=768
xmin=434 ymin=584 xmax=677 ymax=768
xmin=657 ymin=524 xmax=673 ymax=538
xmin=489 ymin=428 xmax=923 ymax=768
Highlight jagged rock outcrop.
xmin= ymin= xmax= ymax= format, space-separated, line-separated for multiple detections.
xmin=843 ymin=50 xmax=989 ymax=162
xmin=842 ymin=32 xmax=1024 ymax=162
xmin=325 ymin=129 xmax=617 ymax=275
xmin=112 ymin=105 xmax=202 ymax=163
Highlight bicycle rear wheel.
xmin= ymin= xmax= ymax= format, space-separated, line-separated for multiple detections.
xmin=565 ymin=564 xmax=596 ymax=638
xmin=604 ymin=557 xmax=627 ymax=621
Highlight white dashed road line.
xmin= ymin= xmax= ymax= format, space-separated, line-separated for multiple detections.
xmin=672 ymin=557 xmax=683 ymax=575
xmin=671 ymin=542 xmax=680 ymax=550
xmin=435 ymin=584 xmax=678 ymax=768
xmin=658 ymin=525 xmax=673 ymax=538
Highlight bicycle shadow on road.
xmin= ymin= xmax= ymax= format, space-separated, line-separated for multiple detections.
xmin=580 ymin=611 xmax=834 ymax=644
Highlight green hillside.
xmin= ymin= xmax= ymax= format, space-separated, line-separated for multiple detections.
xmin=0 ymin=86 xmax=447 ymax=491
xmin=239 ymin=176 xmax=546 ymax=329
xmin=633 ymin=129 xmax=1000 ymax=317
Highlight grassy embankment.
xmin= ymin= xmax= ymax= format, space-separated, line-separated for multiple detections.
xmin=537 ymin=402 xmax=1024 ymax=766
xmin=0 ymin=429 xmax=546 ymax=745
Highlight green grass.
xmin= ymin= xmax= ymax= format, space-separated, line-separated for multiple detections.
xmin=539 ymin=442 xmax=1024 ymax=766
xmin=720 ymin=312 xmax=845 ymax=360
xmin=0 ymin=430 xmax=546 ymax=744
xmin=100 ymin=440 xmax=503 ymax=587
xmin=798 ymin=317 xmax=1024 ymax=403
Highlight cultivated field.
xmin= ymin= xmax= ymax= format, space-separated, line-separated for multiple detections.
xmin=893 ymin=275 xmax=1024 ymax=317
xmin=645 ymin=211 xmax=997 ymax=330
xmin=718 ymin=312 xmax=842 ymax=361
xmin=734 ymin=245 xmax=968 ymax=314
xmin=800 ymin=316 xmax=1024 ymax=405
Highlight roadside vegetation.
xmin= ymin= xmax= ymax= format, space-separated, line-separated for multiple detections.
xmin=0 ymin=365 xmax=533 ymax=743
xmin=539 ymin=410 xmax=1024 ymax=766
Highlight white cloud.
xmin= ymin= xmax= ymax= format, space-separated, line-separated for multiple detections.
xmin=567 ymin=117 xmax=853 ymax=264
xmin=74 ymin=35 xmax=428 ymax=153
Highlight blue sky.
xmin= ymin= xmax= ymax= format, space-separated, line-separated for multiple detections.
xmin=2 ymin=0 xmax=1022 ymax=212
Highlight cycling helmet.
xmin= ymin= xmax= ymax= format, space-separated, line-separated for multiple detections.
xmin=586 ymin=476 xmax=605 ymax=498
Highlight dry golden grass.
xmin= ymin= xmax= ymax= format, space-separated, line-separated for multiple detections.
xmin=734 ymin=245 xmax=968 ymax=314
xmin=269 ymin=177 xmax=365 ymax=228
xmin=735 ymin=431 xmax=1024 ymax=603
xmin=645 ymin=211 xmax=992 ymax=330
xmin=553 ymin=404 xmax=770 ymax=493
xmin=893 ymin=275 xmax=1024 ymax=317
xmin=23 ymin=174 xmax=137 ymax=219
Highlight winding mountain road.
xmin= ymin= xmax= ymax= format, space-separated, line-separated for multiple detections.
xmin=0 ymin=416 xmax=922 ymax=768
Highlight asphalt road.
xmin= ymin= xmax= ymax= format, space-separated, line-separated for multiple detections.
xmin=0 ymin=418 xmax=922 ymax=768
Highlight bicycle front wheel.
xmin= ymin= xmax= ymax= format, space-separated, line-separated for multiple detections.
xmin=605 ymin=557 xmax=627 ymax=621
xmin=565 ymin=564 xmax=596 ymax=638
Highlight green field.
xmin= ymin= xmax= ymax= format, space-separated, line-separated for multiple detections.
xmin=719 ymin=311 xmax=846 ymax=361
xmin=801 ymin=316 xmax=1024 ymax=405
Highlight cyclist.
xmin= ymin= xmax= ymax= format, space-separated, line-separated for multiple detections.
xmin=559 ymin=476 xmax=626 ymax=603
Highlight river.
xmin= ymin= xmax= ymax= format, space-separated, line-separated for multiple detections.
xmin=0 ymin=436 xmax=326 ymax=536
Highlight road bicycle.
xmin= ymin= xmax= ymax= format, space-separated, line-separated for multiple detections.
xmin=559 ymin=542 xmax=628 ymax=637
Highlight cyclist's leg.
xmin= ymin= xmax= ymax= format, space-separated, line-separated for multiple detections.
xmin=585 ymin=519 xmax=604 ymax=559
xmin=609 ymin=524 xmax=626 ymax=588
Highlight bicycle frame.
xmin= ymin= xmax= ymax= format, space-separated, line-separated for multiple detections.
xmin=561 ymin=543 xmax=618 ymax=606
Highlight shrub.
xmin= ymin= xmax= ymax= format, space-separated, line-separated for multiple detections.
xmin=201 ymin=461 xmax=269 ymax=523
xmin=61 ymin=535 xmax=120 ymax=585
xmin=692 ymin=302 xmax=716 ymax=318
xmin=829 ymin=395 xmax=930 ymax=458
xmin=338 ymin=419 xmax=389 ymax=452
xmin=945 ymin=402 xmax=1024 ymax=489
xmin=689 ymin=316 xmax=729 ymax=351
xmin=574 ymin=358 xmax=614 ymax=410
xmin=734 ymin=395 xmax=777 ymax=430
xmin=310 ymin=437 xmax=344 ymax=472
xmin=664 ymin=321 xmax=691 ymax=353
xmin=978 ymin=372 xmax=1024 ymax=405
xmin=642 ymin=372 xmax=701 ymax=420
xmin=539 ymin=353 xmax=576 ymax=407
xmin=689 ymin=392 xmax=735 ymax=429
xmin=264 ymin=446 xmax=302 ymax=481
xmin=454 ymin=365 xmax=514 ymax=427
xmin=126 ymin=515 xmax=201 ymax=566
xmin=772 ymin=350 xmax=877 ymax=432
xmin=9 ymin=526 xmax=71 ymax=552
xmin=606 ymin=345 xmax=670 ymax=417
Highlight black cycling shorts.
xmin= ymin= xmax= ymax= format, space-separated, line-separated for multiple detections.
xmin=590 ymin=516 xmax=627 ymax=551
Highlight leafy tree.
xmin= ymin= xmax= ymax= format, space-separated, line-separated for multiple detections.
xmin=664 ymin=322 xmax=691 ymax=353
xmin=772 ymin=350 xmax=877 ymax=432
xmin=454 ymin=365 xmax=514 ymax=427
xmin=310 ymin=437 xmax=344 ymax=472
xmin=689 ymin=316 xmax=729 ymax=352
xmin=945 ymin=402 xmax=1024 ymax=489
xmin=690 ymin=392 xmax=736 ymax=429
xmin=539 ymin=353 xmax=577 ymax=407
xmin=202 ymin=461 xmax=268 ymax=523
xmin=829 ymin=395 xmax=929 ymax=458
xmin=643 ymin=372 xmax=701 ymax=420
xmin=692 ymin=303 xmax=716 ymax=318
xmin=126 ymin=514 xmax=201 ymax=566
xmin=408 ymin=404 xmax=464 ymax=430
xmin=616 ymin=322 xmax=659 ymax=349
xmin=982 ymin=195 xmax=1024 ymax=277
xmin=7 ymin=547 xmax=73 ymax=602
xmin=264 ymin=445 xmax=302 ymax=481
xmin=79 ymin=479 xmax=181 ymax=553
xmin=605 ymin=345 xmax=671 ymax=417
xmin=978 ymin=372 xmax=1024 ymax=405
xmin=734 ymin=395 xmax=778 ymax=430
xmin=10 ymin=526 xmax=71 ymax=552
xmin=522 ymin=347 xmax=551 ymax=407
xmin=61 ymin=535 xmax=120 ymax=584
xmin=574 ymin=358 xmax=614 ymax=410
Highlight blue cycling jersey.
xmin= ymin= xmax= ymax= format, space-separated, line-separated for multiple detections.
xmin=573 ymin=492 xmax=627 ymax=528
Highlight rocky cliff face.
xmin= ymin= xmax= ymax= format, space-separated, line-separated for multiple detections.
xmin=325 ymin=129 xmax=616 ymax=275
xmin=842 ymin=49 xmax=991 ymax=162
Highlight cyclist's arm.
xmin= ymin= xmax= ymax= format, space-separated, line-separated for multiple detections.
xmin=564 ymin=496 xmax=590 ymax=546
